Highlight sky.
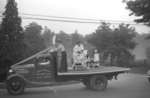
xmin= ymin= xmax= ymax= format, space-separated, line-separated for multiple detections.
xmin=0 ymin=0 xmax=150 ymax=35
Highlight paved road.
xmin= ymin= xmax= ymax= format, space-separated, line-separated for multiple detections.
xmin=1 ymin=73 xmax=150 ymax=98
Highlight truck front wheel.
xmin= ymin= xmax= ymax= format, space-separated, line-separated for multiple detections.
xmin=90 ymin=75 xmax=108 ymax=91
xmin=6 ymin=76 xmax=25 ymax=95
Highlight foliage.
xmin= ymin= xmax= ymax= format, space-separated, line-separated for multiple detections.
xmin=54 ymin=30 xmax=86 ymax=66
xmin=56 ymin=30 xmax=71 ymax=46
xmin=146 ymin=47 xmax=150 ymax=61
xmin=70 ymin=30 xmax=84 ymax=46
xmin=87 ymin=22 xmax=137 ymax=67
xmin=0 ymin=0 xmax=25 ymax=74
xmin=124 ymin=0 xmax=150 ymax=26
xmin=23 ymin=22 xmax=46 ymax=58
xmin=56 ymin=30 xmax=85 ymax=51
xmin=42 ymin=26 xmax=54 ymax=47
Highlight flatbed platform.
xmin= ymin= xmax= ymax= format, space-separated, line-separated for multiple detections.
xmin=58 ymin=66 xmax=130 ymax=76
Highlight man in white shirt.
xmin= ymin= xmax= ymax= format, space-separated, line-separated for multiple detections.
xmin=73 ymin=41 xmax=86 ymax=70
xmin=73 ymin=41 xmax=84 ymax=54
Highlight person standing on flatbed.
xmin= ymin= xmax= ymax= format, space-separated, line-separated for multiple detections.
xmin=73 ymin=41 xmax=86 ymax=70
xmin=93 ymin=49 xmax=100 ymax=68
xmin=55 ymin=39 xmax=67 ymax=72
xmin=52 ymin=35 xmax=67 ymax=72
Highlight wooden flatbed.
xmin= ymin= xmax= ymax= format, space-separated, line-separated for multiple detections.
xmin=58 ymin=66 xmax=130 ymax=76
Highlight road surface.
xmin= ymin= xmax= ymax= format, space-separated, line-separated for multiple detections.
xmin=0 ymin=73 xmax=150 ymax=98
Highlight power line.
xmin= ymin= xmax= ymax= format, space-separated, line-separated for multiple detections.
xmin=0 ymin=14 xmax=145 ymax=25
xmin=22 ymin=16 xmax=143 ymax=25
xmin=0 ymin=15 xmax=102 ymax=24
xmin=22 ymin=16 xmax=102 ymax=24
xmin=20 ymin=13 xmax=138 ymax=24
xmin=0 ymin=12 xmax=136 ymax=24
xmin=21 ymin=13 xmax=101 ymax=22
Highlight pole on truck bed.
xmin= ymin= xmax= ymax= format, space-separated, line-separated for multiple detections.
xmin=11 ymin=47 xmax=52 ymax=68
xmin=11 ymin=34 xmax=57 ymax=68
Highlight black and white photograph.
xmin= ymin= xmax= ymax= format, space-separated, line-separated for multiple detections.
xmin=0 ymin=0 xmax=150 ymax=98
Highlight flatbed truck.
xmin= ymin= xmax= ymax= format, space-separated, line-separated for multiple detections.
xmin=5 ymin=48 xmax=130 ymax=95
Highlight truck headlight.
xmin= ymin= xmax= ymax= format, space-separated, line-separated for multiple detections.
xmin=9 ymin=69 xmax=13 ymax=73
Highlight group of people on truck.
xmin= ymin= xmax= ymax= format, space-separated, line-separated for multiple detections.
xmin=72 ymin=41 xmax=100 ymax=70
xmin=53 ymin=35 xmax=100 ymax=72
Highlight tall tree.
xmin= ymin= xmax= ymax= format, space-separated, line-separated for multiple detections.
xmin=87 ymin=23 xmax=113 ymax=52
xmin=0 ymin=0 xmax=24 ymax=73
xmin=124 ymin=0 xmax=150 ymax=26
xmin=57 ymin=30 xmax=71 ymax=48
xmin=112 ymin=24 xmax=137 ymax=66
xmin=87 ymin=22 xmax=137 ymax=66
xmin=71 ymin=30 xmax=84 ymax=46
xmin=87 ymin=22 xmax=113 ymax=64
xmin=42 ymin=26 xmax=54 ymax=47
xmin=23 ymin=22 xmax=46 ymax=58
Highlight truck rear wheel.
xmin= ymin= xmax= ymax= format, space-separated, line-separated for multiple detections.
xmin=90 ymin=75 xmax=108 ymax=91
xmin=6 ymin=76 xmax=25 ymax=95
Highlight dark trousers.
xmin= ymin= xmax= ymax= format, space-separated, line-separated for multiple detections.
xmin=58 ymin=51 xmax=68 ymax=72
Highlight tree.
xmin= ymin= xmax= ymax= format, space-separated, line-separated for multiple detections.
xmin=0 ymin=0 xmax=24 ymax=75
xmin=87 ymin=22 xmax=137 ymax=67
xmin=124 ymin=0 xmax=150 ymax=26
xmin=23 ymin=22 xmax=46 ymax=58
xmin=87 ymin=22 xmax=113 ymax=62
xmin=56 ymin=30 xmax=71 ymax=46
xmin=71 ymin=30 xmax=84 ymax=46
xmin=112 ymin=24 xmax=137 ymax=66
xmin=42 ymin=26 xmax=54 ymax=47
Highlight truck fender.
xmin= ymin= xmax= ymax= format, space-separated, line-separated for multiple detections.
xmin=7 ymin=74 xmax=25 ymax=81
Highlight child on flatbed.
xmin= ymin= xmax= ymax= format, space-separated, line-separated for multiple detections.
xmin=93 ymin=49 xmax=100 ymax=68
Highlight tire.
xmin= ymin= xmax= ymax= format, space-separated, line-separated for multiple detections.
xmin=90 ymin=75 xmax=108 ymax=91
xmin=6 ymin=76 xmax=25 ymax=95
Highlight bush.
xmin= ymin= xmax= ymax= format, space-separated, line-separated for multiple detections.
xmin=132 ymin=59 xmax=149 ymax=68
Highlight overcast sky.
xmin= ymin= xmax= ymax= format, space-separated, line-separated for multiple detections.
xmin=0 ymin=0 xmax=150 ymax=35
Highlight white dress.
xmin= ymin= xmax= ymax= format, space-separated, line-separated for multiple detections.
xmin=73 ymin=44 xmax=84 ymax=64
xmin=94 ymin=53 xmax=99 ymax=62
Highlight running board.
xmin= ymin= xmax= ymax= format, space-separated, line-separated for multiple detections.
xmin=26 ymin=81 xmax=79 ymax=88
